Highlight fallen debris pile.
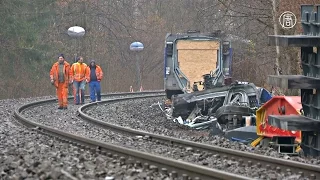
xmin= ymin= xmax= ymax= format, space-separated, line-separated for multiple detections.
xmin=153 ymin=81 xmax=272 ymax=141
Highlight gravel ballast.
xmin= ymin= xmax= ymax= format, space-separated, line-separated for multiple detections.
xmin=18 ymin=95 xmax=319 ymax=179
xmin=1 ymin=96 xmax=170 ymax=180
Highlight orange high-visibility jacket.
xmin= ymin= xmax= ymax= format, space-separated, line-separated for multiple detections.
xmin=69 ymin=62 xmax=90 ymax=82
xmin=86 ymin=65 xmax=103 ymax=82
xmin=50 ymin=61 xmax=70 ymax=88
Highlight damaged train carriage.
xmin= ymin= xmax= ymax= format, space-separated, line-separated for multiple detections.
xmin=163 ymin=31 xmax=272 ymax=130
xmin=164 ymin=30 xmax=232 ymax=99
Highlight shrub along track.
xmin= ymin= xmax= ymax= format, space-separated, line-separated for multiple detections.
xmin=79 ymin=95 xmax=320 ymax=180
xmin=14 ymin=91 xmax=251 ymax=180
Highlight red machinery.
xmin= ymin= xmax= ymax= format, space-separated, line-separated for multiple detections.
xmin=253 ymin=96 xmax=302 ymax=153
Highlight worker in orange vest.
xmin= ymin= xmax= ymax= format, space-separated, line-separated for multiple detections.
xmin=69 ymin=56 xmax=89 ymax=105
xmin=50 ymin=54 xmax=70 ymax=109
xmin=86 ymin=60 xmax=103 ymax=102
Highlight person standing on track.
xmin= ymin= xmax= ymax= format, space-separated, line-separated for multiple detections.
xmin=69 ymin=56 xmax=89 ymax=105
xmin=49 ymin=54 xmax=70 ymax=109
xmin=86 ymin=60 xmax=103 ymax=102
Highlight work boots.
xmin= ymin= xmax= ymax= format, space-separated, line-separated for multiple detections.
xmin=58 ymin=106 xmax=68 ymax=110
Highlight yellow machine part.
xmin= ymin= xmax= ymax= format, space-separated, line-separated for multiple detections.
xmin=255 ymin=106 xmax=265 ymax=136
xmin=295 ymin=145 xmax=302 ymax=153
xmin=251 ymin=136 xmax=264 ymax=147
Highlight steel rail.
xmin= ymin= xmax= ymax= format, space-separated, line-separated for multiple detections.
xmin=13 ymin=91 xmax=251 ymax=180
xmin=14 ymin=90 xmax=165 ymax=112
xmin=79 ymin=95 xmax=320 ymax=179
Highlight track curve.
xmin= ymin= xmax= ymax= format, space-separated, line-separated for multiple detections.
xmin=14 ymin=91 xmax=251 ymax=180
xmin=79 ymin=95 xmax=320 ymax=180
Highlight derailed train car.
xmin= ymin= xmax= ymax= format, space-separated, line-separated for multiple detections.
xmin=164 ymin=30 xmax=233 ymax=99
xmin=163 ymin=31 xmax=272 ymax=131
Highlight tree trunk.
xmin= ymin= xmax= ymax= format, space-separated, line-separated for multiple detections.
xmin=272 ymin=0 xmax=280 ymax=76
xmin=271 ymin=0 xmax=284 ymax=95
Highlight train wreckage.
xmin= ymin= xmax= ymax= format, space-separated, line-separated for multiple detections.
xmin=159 ymin=31 xmax=271 ymax=129
xmin=150 ymin=31 xmax=273 ymax=144
xmin=149 ymin=30 xmax=303 ymax=155
xmin=166 ymin=82 xmax=272 ymax=131
xmin=155 ymin=6 xmax=320 ymax=157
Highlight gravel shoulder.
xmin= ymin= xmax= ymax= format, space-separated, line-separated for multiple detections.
xmin=1 ymin=97 xmax=167 ymax=180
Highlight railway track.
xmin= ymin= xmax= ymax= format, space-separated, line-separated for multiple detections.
xmin=14 ymin=91 xmax=251 ymax=180
xmin=79 ymin=94 xmax=320 ymax=180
